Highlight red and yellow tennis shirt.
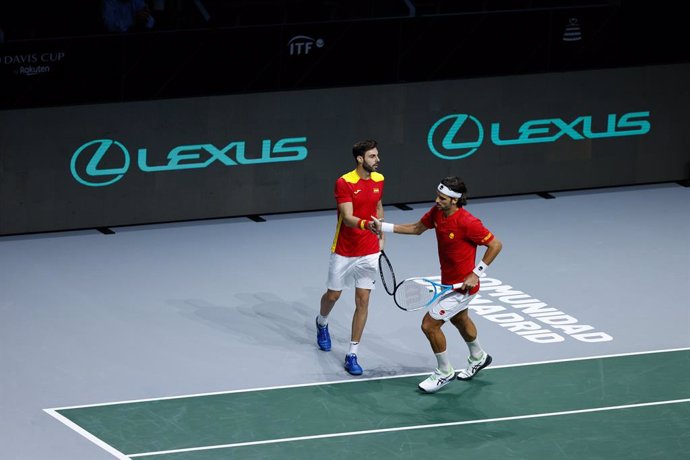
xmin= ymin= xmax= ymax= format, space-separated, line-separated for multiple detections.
xmin=421 ymin=206 xmax=494 ymax=294
xmin=330 ymin=170 xmax=384 ymax=257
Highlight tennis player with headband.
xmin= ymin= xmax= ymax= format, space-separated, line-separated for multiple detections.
xmin=316 ymin=139 xmax=384 ymax=376
xmin=372 ymin=176 xmax=502 ymax=393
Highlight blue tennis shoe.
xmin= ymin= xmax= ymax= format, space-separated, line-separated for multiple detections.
xmin=316 ymin=317 xmax=331 ymax=351
xmin=344 ymin=353 xmax=363 ymax=375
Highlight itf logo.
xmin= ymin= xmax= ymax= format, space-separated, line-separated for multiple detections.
xmin=563 ymin=18 xmax=583 ymax=42
xmin=288 ymin=35 xmax=325 ymax=55
xmin=427 ymin=111 xmax=651 ymax=160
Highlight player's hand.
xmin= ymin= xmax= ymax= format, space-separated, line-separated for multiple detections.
xmin=463 ymin=273 xmax=479 ymax=291
xmin=370 ymin=215 xmax=383 ymax=234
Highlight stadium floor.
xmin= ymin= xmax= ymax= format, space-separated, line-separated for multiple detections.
xmin=1 ymin=182 xmax=688 ymax=459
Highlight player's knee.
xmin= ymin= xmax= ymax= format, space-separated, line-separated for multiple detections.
xmin=326 ymin=290 xmax=342 ymax=302
xmin=420 ymin=322 xmax=430 ymax=336
xmin=450 ymin=309 xmax=468 ymax=326
xmin=354 ymin=298 xmax=369 ymax=311
xmin=451 ymin=312 xmax=477 ymax=340
xmin=420 ymin=318 xmax=439 ymax=336
xmin=354 ymin=290 xmax=370 ymax=305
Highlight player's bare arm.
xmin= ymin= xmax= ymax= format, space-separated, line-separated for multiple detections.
xmin=375 ymin=200 xmax=385 ymax=247
xmin=463 ymin=237 xmax=503 ymax=289
xmin=337 ymin=202 xmax=364 ymax=228
xmin=371 ymin=215 xmax=427 ymax=235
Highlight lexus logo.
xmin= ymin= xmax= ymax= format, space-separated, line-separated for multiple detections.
xmin=70 ymin=139 xmax=130 ymax=187
xmin=427 ymin=114 xmax=484 ymax=160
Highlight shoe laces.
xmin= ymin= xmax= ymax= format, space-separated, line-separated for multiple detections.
xmin=430 ymin=368 xmax=452 ymax=381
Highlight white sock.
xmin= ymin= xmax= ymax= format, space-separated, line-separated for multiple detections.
xmin=348 ymin=341 xmax=359 ymax=355
xmin=317 ymin=315 xmax=328 ymax=327
xmin=435 ymin=351 xmax=452 ymax=374
xmin=466 ymin=339 xmax=484 ymax=361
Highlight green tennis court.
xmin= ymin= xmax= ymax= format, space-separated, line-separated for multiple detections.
xmin=47 ymin=349 xmax=690 ymax=459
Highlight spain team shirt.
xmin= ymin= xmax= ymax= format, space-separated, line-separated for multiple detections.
xmin=421 ymin=206 xmax=494 ymax=295
xmin=331 ymin=170 xmax=384 ymax=257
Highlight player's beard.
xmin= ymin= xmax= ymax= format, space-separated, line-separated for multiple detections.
xmin=436 ymin=200 xmax=457 ymax=215
xmin=362 ymin=160 xmax=378 ymax=173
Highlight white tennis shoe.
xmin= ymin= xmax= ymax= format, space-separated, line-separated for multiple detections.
xmin=457 ymin=352 xmax=492 ymax=380
xmin=418 ymin=368 xmax=455 ymax=393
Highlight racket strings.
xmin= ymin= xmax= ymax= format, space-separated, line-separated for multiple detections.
xmin=380 ymin=264 xmax=395 ymax=294
xmin=394 ymin=279 xmax=436 ymax=309
xmin=378 ymin=253 xmax=397 ymax=295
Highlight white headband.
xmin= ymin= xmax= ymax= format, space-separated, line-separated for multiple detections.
xmin=437 ymin=183 xmax=463 ymax=199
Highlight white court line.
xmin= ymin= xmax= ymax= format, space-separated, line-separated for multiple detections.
xmin=44 ymin=347 xmax=690 ymax=460
xmin=46 ymin=346 xmax=690 ymax=411
xmin=43 ymin=409 xmax=131 ymax=460
xmin=128 ymin=398 xmax=690 ymax=458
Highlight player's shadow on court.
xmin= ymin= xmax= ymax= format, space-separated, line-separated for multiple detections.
xmin=172 ymin=294 xmax=314 ymax=349
xmin=171 ymin=293 xmax=432 ymax=376
xmin=356 ymin=377 xmax=496 ymax=433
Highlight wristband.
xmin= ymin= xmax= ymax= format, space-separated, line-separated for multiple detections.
xmin=472 ymin=261 xmax=488 ymax=276
xmin=359 ymin=219 xmax=368 ymax=230
xmin=381 ymin=222 xmax=394 ymax=233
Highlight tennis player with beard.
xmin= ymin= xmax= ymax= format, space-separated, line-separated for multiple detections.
xmin=316 ymin=139 xmax=384 ymax=376
xmin=373 ymin=176 xmax=502 ymax=392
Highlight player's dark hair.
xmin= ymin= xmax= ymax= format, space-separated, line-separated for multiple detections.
xmin=441 ymin=176 xmax=468 ymax=207
xmin=352 ymin=139 xmax=378 ymax=161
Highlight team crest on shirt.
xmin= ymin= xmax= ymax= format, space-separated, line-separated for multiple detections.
xmin=373 ymin=187 xmax=380 ymax=194
xmin=449 ymin=232 xmax=455 ymax=239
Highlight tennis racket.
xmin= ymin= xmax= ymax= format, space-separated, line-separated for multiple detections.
xmin=393 ymin=277 xmax=471 ymax=312
xmin=378 ymin=250 xmax=397 ymax=296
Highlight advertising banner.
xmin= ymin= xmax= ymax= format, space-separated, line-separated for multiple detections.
xmin=1 ymin=63 xmax=688 ymax=234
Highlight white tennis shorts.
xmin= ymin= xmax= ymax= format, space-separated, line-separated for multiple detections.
xmin=429 ymin=290 xmax=477 ymax=321
xmin=326 ymin=252 xmax=379 ymax=291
